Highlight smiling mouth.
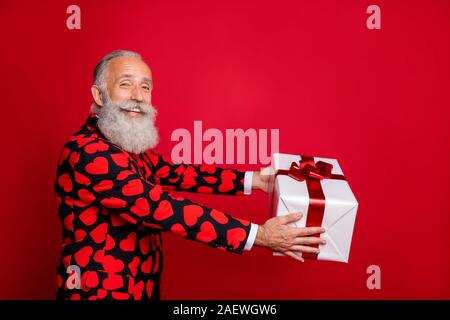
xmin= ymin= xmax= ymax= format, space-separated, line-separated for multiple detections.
xmin=120 ymin=107 xmax=144 ymax=116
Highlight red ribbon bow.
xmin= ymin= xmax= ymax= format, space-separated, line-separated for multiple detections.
xmin=284 ymin=159 xmax=334 ymax=182
xmin=274 ymin=156 xmax=346 ymax=260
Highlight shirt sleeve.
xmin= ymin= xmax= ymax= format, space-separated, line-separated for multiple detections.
xmin=142 ymin=149 xmax=249 ymax=195
xmin=244 ymin=171 xmax=254 ymax=195
xmin=244 ymin=223 xmax=259 ymax=251
xmin=70 ymin=143 xmax=252 ymax=254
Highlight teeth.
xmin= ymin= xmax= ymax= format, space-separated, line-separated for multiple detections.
xmin=120 ymin=107 xmax=142 ymax=113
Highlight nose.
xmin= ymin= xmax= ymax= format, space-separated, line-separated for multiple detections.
xmin=130 ymin=85 xmax=143 ymax=102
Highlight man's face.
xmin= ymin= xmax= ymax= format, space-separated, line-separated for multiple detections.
xmin=105 ymin=56 xmax=153 ymax=117
xmin=92 ymin=55 xmax=159 ymax=154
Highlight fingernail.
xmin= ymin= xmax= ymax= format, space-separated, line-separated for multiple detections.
xmin=321 ymin=240 xmax=327 ymax=244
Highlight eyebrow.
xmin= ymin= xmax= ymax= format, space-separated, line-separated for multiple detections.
xmin=117 ymin=74 xmax=153 ymax=85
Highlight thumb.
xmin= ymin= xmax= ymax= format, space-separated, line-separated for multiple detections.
xmin=280 ymin=212 xmax=303 ymax=225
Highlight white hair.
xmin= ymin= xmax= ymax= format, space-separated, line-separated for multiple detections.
xmin=93 ymin=49 xmax=142 ymax=92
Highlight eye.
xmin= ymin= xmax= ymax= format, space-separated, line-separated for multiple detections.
xmin=142 ymin=85 xmax=151 ymax=91
xmin=120 ymin=82 xmax=131 ymax=87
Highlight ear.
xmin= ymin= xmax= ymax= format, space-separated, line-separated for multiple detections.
xmin=91 ymin=85 xmax=104 ymax=107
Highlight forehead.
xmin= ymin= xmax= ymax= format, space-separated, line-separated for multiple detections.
xmin=107 ymin=56 xmax=152 ymax=81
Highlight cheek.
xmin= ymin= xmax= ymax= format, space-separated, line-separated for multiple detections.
xmin=109 ymin=88 xmax=131 ymax=101
xmin=144 ymin=93 xmax=152 ymax=104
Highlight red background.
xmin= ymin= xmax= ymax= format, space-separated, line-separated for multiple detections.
xmin=0 ymin=0 xmax=449 ymax=299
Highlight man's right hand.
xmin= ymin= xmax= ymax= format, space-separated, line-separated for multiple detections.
xmin=254 ymin=212 xmax=326 ymax=262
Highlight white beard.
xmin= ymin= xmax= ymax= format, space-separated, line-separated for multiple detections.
xmin=91 ymin=97 xmax=159 ymax=154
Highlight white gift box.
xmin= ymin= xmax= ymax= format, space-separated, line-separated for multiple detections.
xmin=270 ymin=153 xmax=358 ymax=262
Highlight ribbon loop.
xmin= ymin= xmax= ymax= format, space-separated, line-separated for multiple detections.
xmin=286 ymin=158 xmax=335 ymax=182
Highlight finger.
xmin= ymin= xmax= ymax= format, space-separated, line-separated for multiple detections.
xmin=292 ymin=226 xmax=325 ymax=237
xmin=292 ymin=237 xmax=327 ymax=245
xmin=288 ymin=245 xmax=320 ymax=254
xmin=279 ymin=212 xmax=303 ymax=225
xmin=284 ymin=250 xmax=304 ymax=262
xmin=290 ymin=250 xmax=304 ymax=260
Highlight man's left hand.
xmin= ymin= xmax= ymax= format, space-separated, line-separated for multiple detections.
xmin=251 ymin=167 xmax=274 ymax=193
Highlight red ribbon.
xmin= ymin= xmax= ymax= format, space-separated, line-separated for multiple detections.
xmin=275 ymin=156 xmax=346 ymax=260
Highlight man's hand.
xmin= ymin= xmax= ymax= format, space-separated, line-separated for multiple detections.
xmin=254 ymin=212 xmax=326 ymax=262
xmin=251 ymin=166 xmax=274 ymax=193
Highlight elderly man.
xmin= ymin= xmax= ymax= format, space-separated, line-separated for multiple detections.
xmin=54 ymin=50 xmax=326 ymax=300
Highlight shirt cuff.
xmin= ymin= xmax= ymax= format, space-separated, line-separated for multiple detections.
xmin=244 ymin=171 xmax=253 ymax=195
xmin=244 ymin=223 xmax=258 ymax=251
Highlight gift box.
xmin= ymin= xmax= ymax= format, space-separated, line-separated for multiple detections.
xmin=269 ymin=153 xmax=358 ymax=262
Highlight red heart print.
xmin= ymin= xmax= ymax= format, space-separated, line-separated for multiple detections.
xmin=84 ymin=141 xmax=109 ymax=154
xmin=122 ymin=179 xmax=144 ymax=196
xmin=74 ymin=172 xmax=91 ymax=186
xmin=210 ymin=209 xmax=229 ymax=224
xmin=128 ymin=256 xmax=140 ymax=277
xmin=196 ymin=221 xmax=217 ymax=243
xmin=139 ymin=235 xmax=151 ymax=255
xmin=171 ymin=223 xmax=187 ymax=237
xmin=111 ymin=153 xmax=129 ymax=168
xmin=58 ymin=173 xmax=73 ymax=192
xmin=183 ymin=205 xmax=204 ymax=226
xmin=119 ymin=232 xmax=136 ymax=252
xmin=130 ymin=198 xmax=150 ymax=217
xmin=79 ymin=206 xmax=99 ymax=226
xmin=153 ymin=200 xmax=174 ymax=221
xmin=74 ymin=246 xmax=93 ymax=267
xmin=103 ymin=273 xmax=123 ymax=291
xmin=102 ymin=255 xmax=124 ymax=274
xmin=141 ymin=255 xmax=153 ymax=274
xmin=85 ymin=156 xmax=109 ymax=175
xmin=89 ymin=223 xmax=107 ymax=244
xmin=227 ymin=227 xmax=247 ymax=250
